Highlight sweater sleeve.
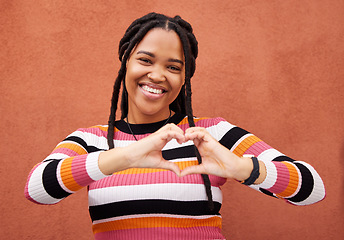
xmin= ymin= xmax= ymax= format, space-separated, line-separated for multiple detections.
xmin=24 ymin=128 xmax=108 ymax=205
xmin=213 ymin=118 xmax=326 ymax=206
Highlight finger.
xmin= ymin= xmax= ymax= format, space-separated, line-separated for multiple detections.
xmin=159 ymin=130 xmax=185 ymax=143
xmin=158 ymin=123 xmax=184 ymax=135
xmin=154 ymin=124 xmax=185 ymax=143
xmin=157 ymin=161 xmax=181 ymax=176
xmin=184 ymin=131 xmax=207 ymax=142
xmin=185 ymin=127 xmax=206 ymax=135
xmin=159 ymin=127 xmax=186 ymax=144
xmin=185 ymin=127 xmax=208 ymax=137
xmin=179 ymin=165 xmax=207 ymax=177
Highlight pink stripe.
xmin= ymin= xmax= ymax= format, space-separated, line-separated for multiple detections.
xmin=115 ymin=132 xmax=151 ymax=141
xmin=267 ymin=162 xmax=290 ymax=194
xmin=244 ymin=141 xmax=272 ymax=156
xmin=176 ymin=120 xmax=194 ymax=131
xmin=89 ymin=171 xmax=226 ymax=190
xmin=79 ymin=117 xmax=224 ymax=140
xmin=81 ymin=127 xmax=107 ymax=137
xmin=94 ymin=226 xmax=225 ymax=240
xmin=195 ymin=117 xmax=223 ymax=128
xmin=82 ymin=126 xmax=153 ymax=140
xmin=71 ymin=155 xmax=93 ymax=186
xmin=52 ymin=148 xmax=79 ymax=157
xmin=167 ymin=116 xmax=224 ymax=131
xmin=83 ymin=128 xmax=149 ymax=141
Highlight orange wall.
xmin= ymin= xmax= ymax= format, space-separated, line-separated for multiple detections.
xmin=1 ymin=1 xmax=343 ymax=239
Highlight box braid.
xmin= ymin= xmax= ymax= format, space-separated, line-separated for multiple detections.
xmin=107 ymin=12 xmax=214 ymax=211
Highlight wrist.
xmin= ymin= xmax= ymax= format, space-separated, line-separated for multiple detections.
xmin=232 ymin=156 xmax=254 ymax=182
xmin=236 ymin=155 xmax=266 ymax=185
xmin=98 ymin=147 xmax=129 ymax=175
xmin=241 ymin=156 xmax=260 ymax=185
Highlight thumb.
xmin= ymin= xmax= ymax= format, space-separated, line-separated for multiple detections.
xmin=158 ymin=161 xmax=181 ymax=176
xmin=180 ymin=165 xmax=206 ymax=177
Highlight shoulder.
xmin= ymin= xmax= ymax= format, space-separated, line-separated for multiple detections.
xmin=194 ymin=116 xmax=235 ymax=129
xmin=67 ymin=125 xmax=109 ymax=139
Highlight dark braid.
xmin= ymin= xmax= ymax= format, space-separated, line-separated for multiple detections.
xmin=107 ymin=12 xmax=214 ymax=211
xmin=108 ymin=20 xmax=160 ymax=148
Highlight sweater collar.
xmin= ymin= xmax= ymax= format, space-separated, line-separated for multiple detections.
xmin=115 ymin=112 xmax=185 ymax=135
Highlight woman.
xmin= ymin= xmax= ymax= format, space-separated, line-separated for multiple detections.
xmin=25 ymin=13 xmax=325 ymax=239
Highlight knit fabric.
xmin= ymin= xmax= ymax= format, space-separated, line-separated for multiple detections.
xmin=25 ymin=114 xmax=325 ymax=239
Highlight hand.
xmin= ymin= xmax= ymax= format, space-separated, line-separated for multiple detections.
xmin=125 ymin=123 xmax=186 ymax=174
xmin=180 ymin=127 xmax=253 ymax=181
xmin=99 ymin=123 xmax=186 ymax=176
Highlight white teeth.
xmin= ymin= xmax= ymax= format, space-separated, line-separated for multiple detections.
xmin=142 ymin=85 xmax=163 ymax=94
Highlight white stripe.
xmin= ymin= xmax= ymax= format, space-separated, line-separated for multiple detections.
xmin=113 ymin=139 xmax=135 ymax=148
xmin=255 ymin=160 xmax=277 ymax=189
xmin=67 ymin=129 xmax=85 ymax=138
xmin=93 ymin=213 xmax=222 ymax=225
xmin=163 ymin=139 xmax=194 ymax=150
xmin=203 ymin=124 xmax=220 ymax=140
xmin=110 ymin=119 xmax=235 ymax=150
xmin=213 ymin=120 xmax=236 ymax=140
xmin=253 ymin=148 xmax=282 ymax=190
xmin=88 ymin=183 xmax=222 ymax=206
xmin=44 ymin=152 xmax=70 ymax=161
xmin=86 ymin=151 xmax=108 ymax=180
xmin=27 ymin=162 xmax=60 ymax=204
xmin=83 ymin=131 xmax=108 ymax=150
xmin=257 ymin=148 xmax=283 ymax=161
xmin=83 ymin=120 xmax=233 ymax=150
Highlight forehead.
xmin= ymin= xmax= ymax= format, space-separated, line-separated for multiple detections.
xmin=134 ymin=28 xmax=184 ymax=59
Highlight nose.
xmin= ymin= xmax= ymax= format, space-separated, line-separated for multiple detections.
xmin=147 ymin=69 xmax=166 ymax=82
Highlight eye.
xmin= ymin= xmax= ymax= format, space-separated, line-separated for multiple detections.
xmin=167 ymin=65 xmax=182 ymax=72
xmin=138 ymin=58 xmax=152 ymax=65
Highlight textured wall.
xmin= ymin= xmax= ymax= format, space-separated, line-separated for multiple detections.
xmin=1 ymin=0 xmax=343 ymax=239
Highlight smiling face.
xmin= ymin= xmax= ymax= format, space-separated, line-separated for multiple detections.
xmin=124 ymin=28 xmax=185 ymax=123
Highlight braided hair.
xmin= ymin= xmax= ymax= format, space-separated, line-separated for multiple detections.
xmin=107 ymin=12 xmax=214 ymax=211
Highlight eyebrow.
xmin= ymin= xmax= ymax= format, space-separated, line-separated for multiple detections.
xmin=136 ymin=50 xmax=184 ymax=65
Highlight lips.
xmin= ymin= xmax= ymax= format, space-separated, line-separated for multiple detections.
xmin=139 ymin=83 xmax=167 ymax=94
xmin=138 ymin=83 xmax=167 ymax=100
xmin=141 ymin=85 xmax=164 ymax=94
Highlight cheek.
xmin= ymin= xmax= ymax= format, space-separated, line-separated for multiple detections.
xmin=125 ymin=64 xmax=136 ymax=81
xmin=170 ymin=77 xmax=185 ymax=96
xmin=126 ymin=61 xmax=146 ymax=81
xmin=174 ymin=75 xmax=185 ymax=89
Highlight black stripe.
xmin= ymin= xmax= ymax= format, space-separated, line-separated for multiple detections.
xmin=162 ymin=145 xmax=196 ymax=160
xmin=259 ymin=188 xmax=277 ymax=198
xmin=219 ymin=127 xmax=249 ymax=149
xmin=286 ymin=162 xmax=314 ymax=203
xmin=64 ymin=136 xmax=105 ymax=153
xmin=88 ymin=146 xmax=104 ymax=153
xmin=115 ymin=113 xmax=185 ymax=134
xmin=42 ymin=160 xmax=71 ymax=199
xmin=64 ymin=136 xmax=88 ymax=150
xmin=273 ymin=156 xmax=295 ymax=162
xmin=89 ymin=199 xmax=221 ymax=221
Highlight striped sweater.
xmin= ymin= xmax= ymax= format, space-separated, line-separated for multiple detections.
xmin=25 ymin=114 xmax=325 ymax=239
